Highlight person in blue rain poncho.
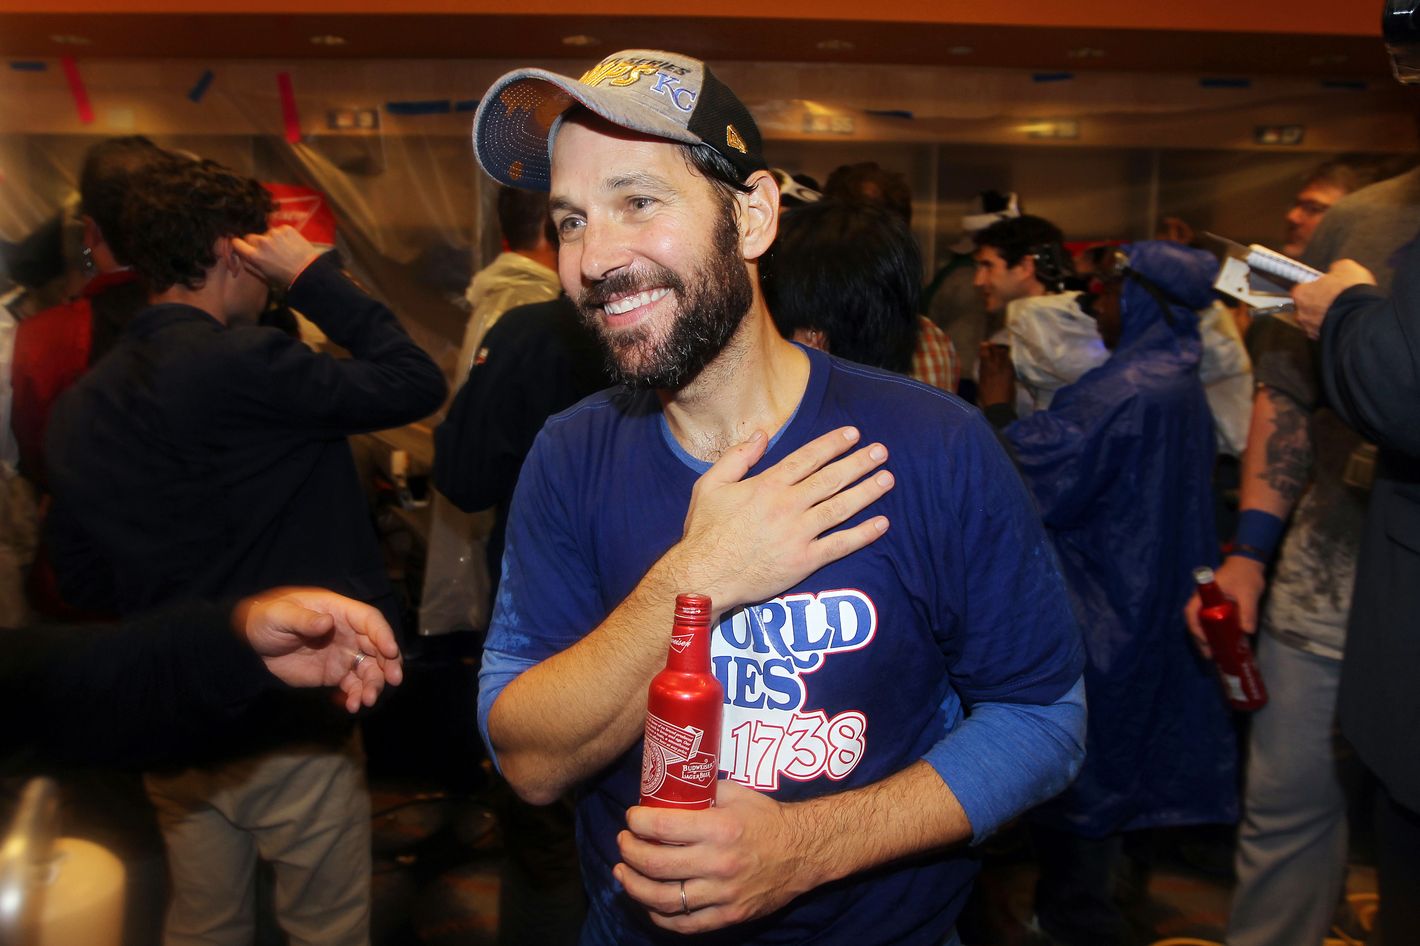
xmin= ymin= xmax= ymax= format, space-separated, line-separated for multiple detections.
xmin=979 ymin=239 xmax=1238 ymax=946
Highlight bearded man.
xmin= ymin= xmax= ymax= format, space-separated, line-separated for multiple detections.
xmin=470 ymin=49 xmax=1087 ymax=946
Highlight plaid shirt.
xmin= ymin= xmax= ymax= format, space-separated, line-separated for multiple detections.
xmin=911 ymin=316 xmax=959 ymax=393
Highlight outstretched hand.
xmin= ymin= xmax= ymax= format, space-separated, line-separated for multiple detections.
xmin=674 ymin=426 xmax=893 ymax=614
xmin=236 ymin=587 xmax=404 ymax=712
xmin=615 ymin=780 xmax=818 ymax=934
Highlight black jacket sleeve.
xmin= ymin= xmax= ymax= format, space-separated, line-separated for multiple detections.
xmin=221 ymin=256 xmax=448 ymax=434
xmin=1320 ymin=237 xmax=1420 ymax=459
xmin=1 ymin=601 xmax=273 ymax=771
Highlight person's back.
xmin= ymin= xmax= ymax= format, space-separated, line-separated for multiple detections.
xmin=50 ymin=305 xmax=423 ymax=612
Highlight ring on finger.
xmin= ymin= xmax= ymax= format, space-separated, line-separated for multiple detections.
xmin=679 ymin=879 xmax=690 ymax=915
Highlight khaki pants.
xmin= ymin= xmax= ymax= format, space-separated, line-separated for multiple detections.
xmin=145 ymin=737 xmax=370 ymax=946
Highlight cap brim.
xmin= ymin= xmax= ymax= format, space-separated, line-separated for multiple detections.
xmin=473 ymin=67 xmax=704 ymax=191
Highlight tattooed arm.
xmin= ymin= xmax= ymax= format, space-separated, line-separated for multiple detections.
xmin=1186 ymin=383 xmax=1312 ymax=651
xmin=1246 ymin=385 xmax=1315 ymax=511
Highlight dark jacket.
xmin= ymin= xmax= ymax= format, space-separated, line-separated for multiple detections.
xmin=1320 ymin=232 xmax=1420 ymax=811
xmin=434 ymin=295 xmax=610 ymax=600
xmin=45 ymin=256 xmax=446 ymax=623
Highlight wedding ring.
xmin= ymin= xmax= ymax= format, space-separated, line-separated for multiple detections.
xmin=679 ymin=879 xmax=690 ymax=915
xmin=351 ymin=651 xmax=367 ymax=672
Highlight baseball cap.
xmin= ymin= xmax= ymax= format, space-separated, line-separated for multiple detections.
xmin=473 ymin=49 xmax=767 ymax=192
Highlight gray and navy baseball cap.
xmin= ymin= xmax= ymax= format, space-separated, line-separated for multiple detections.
xmin=473 ymin=49 xmax=768 ymax=192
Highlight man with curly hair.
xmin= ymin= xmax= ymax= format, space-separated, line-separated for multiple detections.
xmin=45 ymin=156 xmax=446 ymax=946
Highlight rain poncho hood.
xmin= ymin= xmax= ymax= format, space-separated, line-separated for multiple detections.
xmin=1114 ymin=239 xmax=1216 ymax=346
xmin=1003 ymin=240 xmax=1237 ymax=836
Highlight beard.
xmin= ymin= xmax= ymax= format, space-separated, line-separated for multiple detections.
xmin=575 ymin=204 xmax=754 ymax=391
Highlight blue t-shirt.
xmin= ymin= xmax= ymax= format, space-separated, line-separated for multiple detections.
xmin=480 ymin=347 xmax=1084 ymax=946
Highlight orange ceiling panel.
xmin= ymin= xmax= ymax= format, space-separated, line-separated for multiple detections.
xmin=0 ymin=0 xmax=1381 ymax=36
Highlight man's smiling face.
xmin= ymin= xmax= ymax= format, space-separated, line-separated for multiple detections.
xmin=549 ymin=111 xmax=753 ymax=391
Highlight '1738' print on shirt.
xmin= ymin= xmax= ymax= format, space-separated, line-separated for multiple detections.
xmin=711 ymin=589 xmax=876 ymax=791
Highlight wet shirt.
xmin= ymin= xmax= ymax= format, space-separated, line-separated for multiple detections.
xmin=480 ymin=347 xmax=1084 ymax=946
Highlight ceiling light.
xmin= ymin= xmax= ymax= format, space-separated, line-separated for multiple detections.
xmin=310 ymin=35 xmax=347 ymax=46
xmin=562 ymin=35 xmax=600 ymax=47
xmin=49 ymin=34 xmax=92 ymax=45
xmin=816 ymin=39 xmax=855 ymax=52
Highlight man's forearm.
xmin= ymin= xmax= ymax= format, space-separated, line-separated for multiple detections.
xmin=802 ymin=678 xmax=1086 ymax=879
xmin=790 ymin=761 xmax=972 ymax=890
xmin=1238 ymin=384 xmax=1312 ymax=521
xmin=487 ymin=544 xmax=708 ymax=804
xmin=286 ymin=258 xmax=445 ymax=396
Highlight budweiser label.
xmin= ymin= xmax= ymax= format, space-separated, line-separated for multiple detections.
xmin=641 ymin=712 xmax=718 ymax=803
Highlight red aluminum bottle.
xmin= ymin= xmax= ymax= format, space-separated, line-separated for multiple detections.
xmin=1193 ymin=567 xmax=1268 ymax=711
xmin=640 ymin=593 xmax=724 ymax=809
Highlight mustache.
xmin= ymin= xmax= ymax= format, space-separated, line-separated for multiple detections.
xmin=578 ymin=266 xmax=685 ymax=311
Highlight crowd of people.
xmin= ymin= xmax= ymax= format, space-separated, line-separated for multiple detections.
xmin=1 ymin=33 xmax=1418 ymax=946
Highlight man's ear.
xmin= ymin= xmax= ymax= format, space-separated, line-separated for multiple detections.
xmin=738 ymin=170 xmax=780 ymax=262
xmin=1018 ymin=252 xmax=1038 ymax=282
xmin=215 ymin=236 xmax=241 ymax=276
xmin=81 ymin=215 xmax=104 ymax=253
xmin=792 ymin=326 xmax=829 ymax=352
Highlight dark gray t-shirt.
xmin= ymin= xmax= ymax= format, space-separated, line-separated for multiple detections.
xmin=1251 ymin=318 xmax=1366 ymax=658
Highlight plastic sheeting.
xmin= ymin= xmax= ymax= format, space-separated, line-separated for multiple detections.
xmin=1004 ymin=291 xmax=1110 ymax=412
xmin=0 ymin=131 xmax=487 ymax=380
xmin=2 ymin=57 xmax=1416 ymax=355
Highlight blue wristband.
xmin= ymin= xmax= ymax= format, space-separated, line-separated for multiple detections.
xmin=1231 ymin=510 xmax=1285 ymax=565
